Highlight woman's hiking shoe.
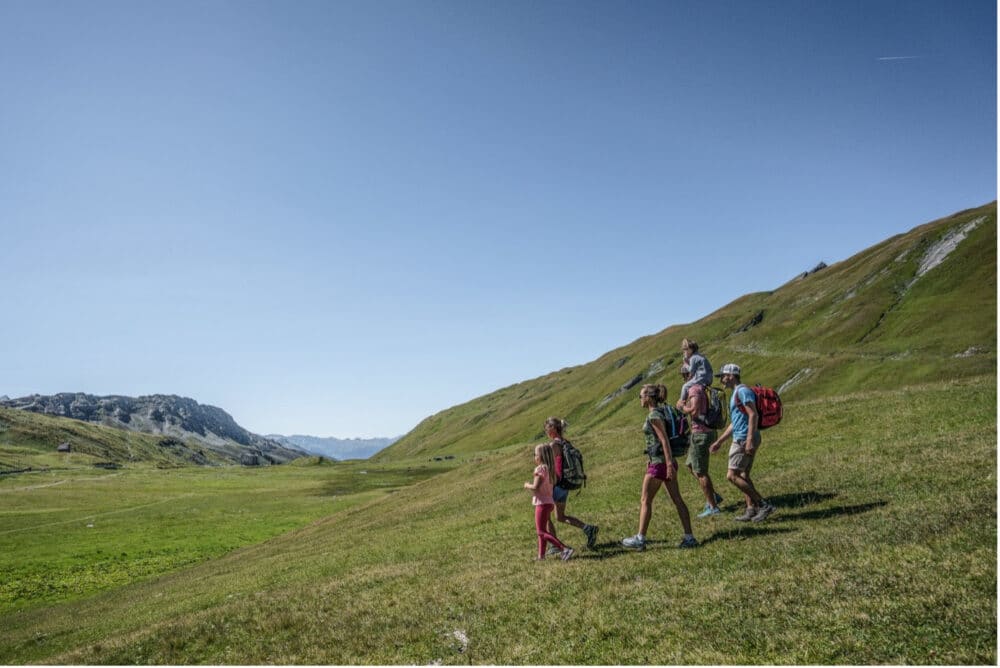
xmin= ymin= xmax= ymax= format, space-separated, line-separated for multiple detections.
xmin=751 ymin=503 xmax=776 ymax=522
xmin=697 ymin=504 xmax=721 ymax=518
xmin=621 ymin=534 xmax=646 ymax=551
xmin=583 ymin=524 xmax=599 ymax=549
xmin=678 ymin=535 xmax=699 ymax=549
xmin=560 ymin=547 xmax=575 ymax=561
xmin=734 ymin=505 xmax=758 ymax=522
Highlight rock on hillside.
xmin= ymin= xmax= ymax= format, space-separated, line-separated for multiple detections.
xmin=0 ymin=393 xmax=305 ymax=465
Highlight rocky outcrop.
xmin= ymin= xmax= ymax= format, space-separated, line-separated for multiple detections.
xmin=795 ymin=262 xmax=828 ymax=280
xmin=0 ymin=393 xmax=304 ymax=465
xmin=914 ymin=217 xmax=985 ymax=281
xmin=737 ymin=310 xmax=765 ymax=333
xmin=596 ymin=373 xmax=645 ymax=409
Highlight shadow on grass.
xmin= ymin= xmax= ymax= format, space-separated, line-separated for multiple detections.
xmin=572 ymin=531 xmax=793 ymax=559
xmin=697 ymin=525 xmax=798 ymax=546
xmin=767 ymin=490 xmax=839 ymax=508
xmin=715 ymin=490 xmax=838 ymax=512
xmin=777 ymin=499 xmax=888 ymax=522
xmin=571 ymin=493 xmax=886 ymax=559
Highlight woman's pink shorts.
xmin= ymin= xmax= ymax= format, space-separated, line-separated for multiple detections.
xmin=647 ymin=462 xmax=669 ymax=481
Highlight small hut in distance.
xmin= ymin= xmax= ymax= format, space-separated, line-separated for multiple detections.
xmin=57 ymin=442 xmax=71 ymax=453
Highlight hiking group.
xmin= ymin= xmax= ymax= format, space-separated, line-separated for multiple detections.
xmin=524 ymin=337 xmax=780 ymax=561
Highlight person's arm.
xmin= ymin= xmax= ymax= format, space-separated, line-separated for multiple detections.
xmin=679 ymin=392 xmax=699 ymax=417
xmin=524 ymin=467 xmax=544 ymax=491
xmin=709 ymin=424 xmax=733 ymax=453
xmin=649 ymin=418 xmax=675 ymax=479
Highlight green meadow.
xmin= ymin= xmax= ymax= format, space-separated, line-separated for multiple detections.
xmin=1 ymin=377 xmax=994 ymax=664
xmin=0 ymin=204 xmax=995 ymax=664
xmin=0 ymin=460 xmax=451 ymax=616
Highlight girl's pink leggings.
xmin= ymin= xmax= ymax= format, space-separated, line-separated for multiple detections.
xmin=535 ymin=503 xmax=566 ymax=558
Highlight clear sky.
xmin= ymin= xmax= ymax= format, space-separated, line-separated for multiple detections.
xmin=1 ymin=0 xmax=995 ymax=437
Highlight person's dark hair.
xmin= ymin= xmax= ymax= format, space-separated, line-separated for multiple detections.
xmin=544 ymin=417 xmax=567 ymax=438
xmin=640 ymin=383 xmax=668 ymax=405
xmin=681 ymin=337 xmax=699 ymax=353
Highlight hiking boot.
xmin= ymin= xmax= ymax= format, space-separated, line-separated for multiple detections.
xmin=546 ymin=546 xmax=561 ymax=556
xmin=621 ymin=534 xmax=646 ymax=551
xmin=734 ymin=505 xmax=758 ymax=522
xmin=678 ymin=535 xmax=699 ymax=549
xmin=560 ymin=547 xmax=575 ymax=561
xmin=697 ymin=504 xmax=721 ymax=518
xmin=583 ymin=524 xmax=599 ymax=549
xmin=751 ymin=502 xmax=776 ymax=523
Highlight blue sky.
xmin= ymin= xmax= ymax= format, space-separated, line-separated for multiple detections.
xmin=1 ymin=0 xmax=995 ymax=437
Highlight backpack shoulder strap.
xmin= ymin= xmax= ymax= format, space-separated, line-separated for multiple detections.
xmin=662 ymin=406 xmax=676 ymax=437
xmin=734 ymin=384 xmax=749 ymax=411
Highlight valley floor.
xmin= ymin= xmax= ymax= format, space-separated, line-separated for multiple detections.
xmin=1 ymin=376 xmax=995 ymax=664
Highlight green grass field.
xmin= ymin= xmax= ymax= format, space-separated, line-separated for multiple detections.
xmin=2 ymin=205 xmax=994 ymax=664
xmin=0 ymin=460 xmax=452 ymax=616
xmin=1 ymin=376 xmax=994 ymax=664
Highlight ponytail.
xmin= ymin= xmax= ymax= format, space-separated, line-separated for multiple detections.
xmin=544 ymin=416 xmax=568 ymax=438
xmin=640 ymin=383 xmax=668 ymax=405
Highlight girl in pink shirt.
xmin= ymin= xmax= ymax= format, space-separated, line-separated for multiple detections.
xmin=523 ymin=443 xmax=574 ymax=561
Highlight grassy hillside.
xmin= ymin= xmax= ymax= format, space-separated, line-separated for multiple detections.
xmin=1 ymin=203 xmax=994 ymax=664
xmin=376 ymin=202 xmax=996 ymax=460
xmin=2 ymin=376 xmax=994 ymax=664
xmin=0 ymin=406 xmax=227 ymax=470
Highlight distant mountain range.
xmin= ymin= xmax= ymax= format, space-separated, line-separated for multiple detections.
xmin=266 ymin=434 xmax=399 ymax=460
xmin=0 ymin=393 xmax=307 ymax=465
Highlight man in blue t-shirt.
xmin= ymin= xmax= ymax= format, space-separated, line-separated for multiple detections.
xmin=709 ymin=363 xmax=776 ymax=522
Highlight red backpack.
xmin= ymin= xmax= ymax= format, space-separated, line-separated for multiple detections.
xmin=735 ymin=384 xmax=783 ymax=429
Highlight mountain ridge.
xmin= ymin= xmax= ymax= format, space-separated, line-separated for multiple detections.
xmin=0 ymin=392 xmax=305 ymax=465
xmin=266 ymin=434 xmax=400 ymax=460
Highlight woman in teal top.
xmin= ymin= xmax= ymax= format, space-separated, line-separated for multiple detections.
xmin=621 ymin=383 xmax=697 ymax=550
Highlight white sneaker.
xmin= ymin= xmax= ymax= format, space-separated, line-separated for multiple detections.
xmin=751 ymin=503 xmax=776 ymax=522
xmin=621 ymin=534 xmax=646 ymax=551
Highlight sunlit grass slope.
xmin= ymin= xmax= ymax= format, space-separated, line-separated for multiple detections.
xmin=0 ymin=406 xmax=225 ymax=470
xmin=376 ymin=202 xmax=995 ymax=460
xmin=2 ymin=377 xmax=993 ymax=664
xmin=0 ymin=461 xmax=451 ymax=615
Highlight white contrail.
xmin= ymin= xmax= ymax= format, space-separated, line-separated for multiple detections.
xmin=877 ymin=56 xmax=921 ymax=61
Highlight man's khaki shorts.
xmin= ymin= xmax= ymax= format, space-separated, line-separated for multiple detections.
xmin=728 ymin=432 xmax=761 ymax=473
